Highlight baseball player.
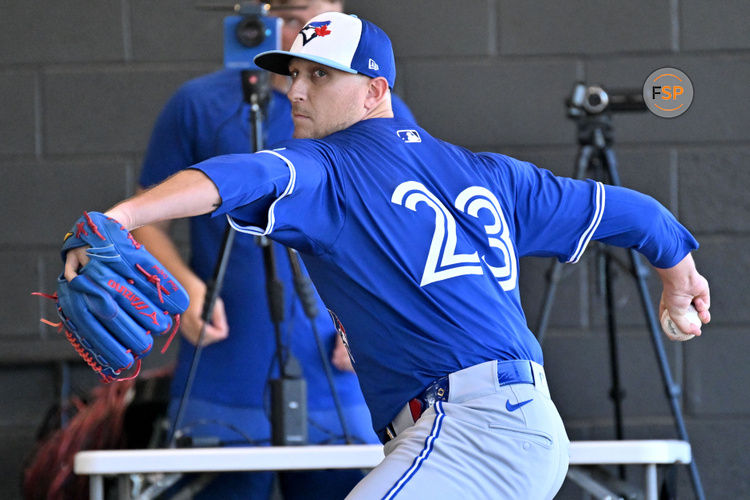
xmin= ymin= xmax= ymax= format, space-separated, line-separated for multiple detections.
xmin=64 ymin=12 xmax=711 ymax=499
xmin=133 ymin=1 xmax=414 ymax=498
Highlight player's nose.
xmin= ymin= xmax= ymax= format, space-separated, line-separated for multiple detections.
xmin=288 ymin=77 xmax=307 ymax=102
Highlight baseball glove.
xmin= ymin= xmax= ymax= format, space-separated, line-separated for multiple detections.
xmin=34 ymin=212 xmax=189 ymax=382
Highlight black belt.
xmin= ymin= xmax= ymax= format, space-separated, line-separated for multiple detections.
xmin=378 ymin=360 xmax=537 ymax=443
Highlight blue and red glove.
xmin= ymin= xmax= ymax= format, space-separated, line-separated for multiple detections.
xmin=35 ymin=212 xmax=189 ymax=382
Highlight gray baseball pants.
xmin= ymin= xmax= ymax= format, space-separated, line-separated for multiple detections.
xmin=346 ymin=360 xmax=570 ymax=499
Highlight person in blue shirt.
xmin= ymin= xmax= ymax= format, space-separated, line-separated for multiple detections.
xmin=133 ymin=2 xmax=412 ymax=499
xmin=67 ymin=12 xmax=711 ymax=500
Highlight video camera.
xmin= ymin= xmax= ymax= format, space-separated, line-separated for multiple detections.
xmin=566 ymin=83 xmax=646 ymax=117
xmin=223 ymin=2 xmax=282 ymax=69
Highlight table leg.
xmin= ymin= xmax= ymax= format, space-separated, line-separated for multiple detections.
xmin=645 ymin=464 xmax=657 ymax=500
xmin=118 ymin=475 xmax=132 ymax=499
xmin=89 ymin=474 xmax=104 ymax=500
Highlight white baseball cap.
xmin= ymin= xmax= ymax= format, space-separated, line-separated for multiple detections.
xmin=254 ymin=12 xmax=396 ymax=87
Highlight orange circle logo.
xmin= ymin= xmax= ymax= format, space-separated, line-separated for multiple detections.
xmin=643 ymin=67 xmax=693 ymax=118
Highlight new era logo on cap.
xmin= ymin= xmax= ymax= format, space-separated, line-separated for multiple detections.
xmin=254 ymin=12 xmax=396 ymax=88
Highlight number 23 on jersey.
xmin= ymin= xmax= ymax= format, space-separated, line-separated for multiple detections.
xmin=391 ymin=181 xmax=518 ymax=291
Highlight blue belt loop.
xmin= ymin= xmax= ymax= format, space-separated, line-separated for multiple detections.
xmin=496 ymin=359 xmax=535 ymax=387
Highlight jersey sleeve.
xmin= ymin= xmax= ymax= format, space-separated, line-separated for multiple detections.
xmin=505 ymin=157 xmax=606 ymax=262
xmin=139 ymin=85 xmax=196 ymax=188
xmin=592 ymin=185 xmax=698 ymax=268
xmin=505 ymin=157 xmax=697 ymax=267
xmin=191 ymin=140 xmax=345 ymax=255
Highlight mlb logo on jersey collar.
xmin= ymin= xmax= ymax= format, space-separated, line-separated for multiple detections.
xmin=397 ymin=129 xmax=421 ymax=143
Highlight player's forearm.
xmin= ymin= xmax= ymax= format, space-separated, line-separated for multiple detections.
xmin=106 ymin=169 xmax=220 ymax=231
xmin=654 ymin=251 xmax=698 ymax=284
xmin=654 ymin=252 xmax=711 ymax=323
xmin=593 ymin=185 xmax=698 ymax=268
xmin=654 ymin=252 xmax=708 ymax=306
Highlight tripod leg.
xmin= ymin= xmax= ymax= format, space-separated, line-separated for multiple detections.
xmin=286 ymin=248 xmax=354 ymax=444
xmin=168 ymin=224 xmax=237 ymax=447
xmin=536 ymin=145 xmax=597 ymax=344
xmin=628 ymin=249 xmax=706 ymax=500
xmin=596 ymin=143 xmax=704 ymax=499
xmin=535 ymin=260 xmax=564 ymax=345
xmin=575 ymin=145 xmax=596 ymax=180
xmin=603 ymin=252 xmax=626 ymax=479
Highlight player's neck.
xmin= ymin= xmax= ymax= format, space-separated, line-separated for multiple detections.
xmin=362 ymin=94 xmax=394 ymax=121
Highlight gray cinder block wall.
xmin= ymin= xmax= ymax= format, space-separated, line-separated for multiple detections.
xmin=1 ymin=1 xmax=747 ymax=498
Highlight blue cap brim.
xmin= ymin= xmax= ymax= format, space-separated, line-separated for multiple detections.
xmin=254 ymin=50 xmax=358 ymax=77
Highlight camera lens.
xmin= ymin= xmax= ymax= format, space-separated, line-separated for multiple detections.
xmin=582 ymin=86 xmax=609 ymax=114
xmin=235 ymin=16 xmax=266 ymax=48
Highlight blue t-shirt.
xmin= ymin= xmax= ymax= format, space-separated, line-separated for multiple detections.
xmin=140 ymin=69 xmax=412 ymax=411
xmin=195 ymin=116 xmax=698 ymax=431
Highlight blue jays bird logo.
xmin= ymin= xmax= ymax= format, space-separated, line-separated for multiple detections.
xmin=299 ymin=21 xmax=332 ymax=46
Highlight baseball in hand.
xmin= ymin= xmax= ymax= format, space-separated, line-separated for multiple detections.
xmin=660 ymin=304 xmax=701 ymax=341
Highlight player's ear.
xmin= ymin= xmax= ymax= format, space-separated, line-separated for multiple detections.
xmin=364 ymin=76 xmax=389 ymax=110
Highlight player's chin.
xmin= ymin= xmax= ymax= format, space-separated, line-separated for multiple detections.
xmin=292 ymin=118 xmax=315 ymax=139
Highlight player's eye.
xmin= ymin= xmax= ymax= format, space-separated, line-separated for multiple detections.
xmin=313 ymin=68 xmax=327 ymax=78
xmin=289 ymin=69 xmax=299 ymax=79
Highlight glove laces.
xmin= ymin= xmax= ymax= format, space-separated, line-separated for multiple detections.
xmin=135 ymin=263 xmax=171 ymax=304
xmin=32 ymin=291 xmax=142 ymax=383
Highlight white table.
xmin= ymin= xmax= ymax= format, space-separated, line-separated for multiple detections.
xmin=75 ymin=440 xmax=691 ymax=500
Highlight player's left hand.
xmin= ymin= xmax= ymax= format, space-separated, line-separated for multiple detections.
xmin=64 ymin=246 xmax=90 ymax=281
xmin=331 ymin=334 xmax=354 ymax=372
xmin=40 ymin=212 xmax=189 ymax=382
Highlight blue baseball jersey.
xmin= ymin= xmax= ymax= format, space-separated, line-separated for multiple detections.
xmin=194 ymin=116 xmax=698 ymax=431
xmin=140 ymin=69 xmax=412 ymax=411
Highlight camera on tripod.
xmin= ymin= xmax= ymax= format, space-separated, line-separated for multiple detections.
xmin=223 ymin=2 xmax=281 ymax=69
xmin=566 ymin=83 xmax=646 ymax=117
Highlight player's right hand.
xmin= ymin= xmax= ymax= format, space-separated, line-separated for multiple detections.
xmin=181 ymin=283 xmax=229 ymax=346
xmin=655 ymin=253 xmax=710 ymax=336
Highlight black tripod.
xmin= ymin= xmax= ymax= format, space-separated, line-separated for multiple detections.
xmin=169 ymin=69 xmax=353 ymax=448
xmin=535 ymin=89 xmax=705 ymax=500
xmin=167 ymin=69 xmax=270 ymax=447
